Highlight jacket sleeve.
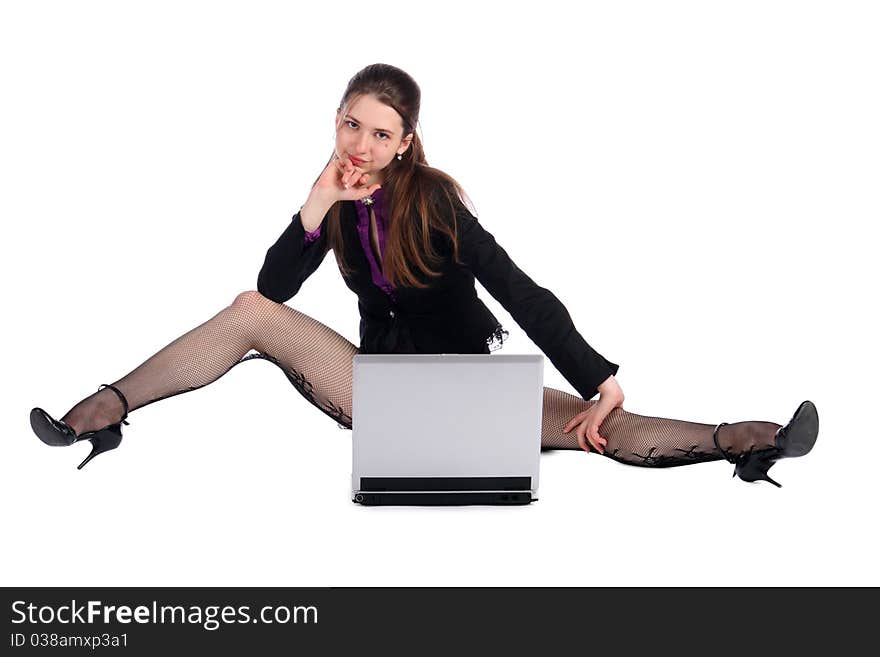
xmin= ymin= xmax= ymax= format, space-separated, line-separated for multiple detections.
xmin=257 ymin=210 xmax=329 ymax=303
xmin=454 ymin=204 xmax=619 ymax=400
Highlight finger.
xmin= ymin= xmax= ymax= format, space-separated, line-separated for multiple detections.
xmin=333 ymin=159 xmax=346 ymax=180
xmin=344 ymin=166 xmax=364 ymax=189
xmin=355 ymin=184 xmax=380 ymax=198
xmin=578 ymin=433 xmax=591 ymax=452
xmin=563 ymin=409 xmax=591 ymax=433
xmin=590 ymin=408 xmax=610 ymax=431
xmin=338 ymin=159 xmax=353 ymax=184
xmin=577 ymin=425 xmax=591 ymax=452
xmin=588 ymin=428 xmax=606 ymax=454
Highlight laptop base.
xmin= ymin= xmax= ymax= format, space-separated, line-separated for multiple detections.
xmin=353 ymin=491 xmax=536 ymax=506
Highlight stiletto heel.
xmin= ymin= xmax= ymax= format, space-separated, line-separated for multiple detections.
xmin=77 ymin=424 xmax=124 ymax=470
xmin=728 ymin=445 xmax=783 ymax=487
xmin=30 ymin=383 xmax=131 ymax=469
xmin=713 ymin=400 xmax=819 ymax=487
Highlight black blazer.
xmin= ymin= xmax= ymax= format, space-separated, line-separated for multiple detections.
xmin=257 ymin=198 xmax=619 ymax=400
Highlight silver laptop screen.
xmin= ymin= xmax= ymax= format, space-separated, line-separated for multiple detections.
xmin=352 ymin=355 xmax=543 ymax=491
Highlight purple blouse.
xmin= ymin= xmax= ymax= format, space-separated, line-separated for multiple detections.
xmin=304 ymin=187 xmax=397 ymax=301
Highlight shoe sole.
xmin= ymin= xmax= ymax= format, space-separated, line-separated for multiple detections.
xmin=30 ymin=408 xmax=76 ymax=447
xmin=779 ymin=400 xmax=819 ymax=458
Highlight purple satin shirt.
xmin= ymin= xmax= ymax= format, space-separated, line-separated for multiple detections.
xmin=304 ymin=187 xmax=397 ymax=301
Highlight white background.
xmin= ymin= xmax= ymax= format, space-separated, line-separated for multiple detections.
xmin=2 ymin=1 xmax=877 ymax=586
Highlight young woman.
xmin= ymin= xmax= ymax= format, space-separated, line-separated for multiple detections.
xmin=29 ymin=63 xmax=819 ymax=485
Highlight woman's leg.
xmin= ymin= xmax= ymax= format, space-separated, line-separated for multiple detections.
xmin=60 ymin=291 xmax=358 ymax=436
xmin=55 ymin=293 xmax=777 ymax=466
xmin=540 ymin=387 xmax=781 ymax=466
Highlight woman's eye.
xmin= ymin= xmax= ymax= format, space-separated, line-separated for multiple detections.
xmin=346 ymin=121 xmax=388 ymax=140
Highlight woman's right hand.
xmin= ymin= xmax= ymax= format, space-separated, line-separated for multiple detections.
xmin=311 ymin=153 xmax=381 ymax=205
xmin=562 ymin=375 xmax=625 ymax=454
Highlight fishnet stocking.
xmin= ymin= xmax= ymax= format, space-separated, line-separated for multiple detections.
xmin=59 ymin=291 xmax=780 ymax=467
xmin=61 ymin=291 xmax=357 ymax=436
xmin=539 ymin=388 xmax=782 ymax=466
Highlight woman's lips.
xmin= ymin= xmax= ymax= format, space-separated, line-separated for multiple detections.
xmin=348 ymin=155 xmax=366 ymax=166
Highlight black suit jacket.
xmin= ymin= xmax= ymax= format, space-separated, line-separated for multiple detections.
xmin=257 ymin=198 xmax=619 ymax=400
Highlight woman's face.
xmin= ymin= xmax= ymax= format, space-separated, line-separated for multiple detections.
xmin=335 ymin=93 xmax=413 ymax=185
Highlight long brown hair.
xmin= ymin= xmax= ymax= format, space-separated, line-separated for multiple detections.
xmin=321 ymin=64 xmax=474 ymax=289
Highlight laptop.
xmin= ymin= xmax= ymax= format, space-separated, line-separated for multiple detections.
xmin=351 ymin=354 xmax=543 ymax=506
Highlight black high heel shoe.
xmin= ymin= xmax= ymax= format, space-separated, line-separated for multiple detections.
xmin=713 ymin=400 xmax=819 ymax=487
xmin=30 ymin=384 xmax=130 ymax=470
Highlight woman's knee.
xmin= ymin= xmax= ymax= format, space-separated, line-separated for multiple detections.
xmin=232 ymin=290 xmax=275 ymax=310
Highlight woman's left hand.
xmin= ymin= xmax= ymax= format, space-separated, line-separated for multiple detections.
xmin=562 ymin=375 xmax=625 ymax=454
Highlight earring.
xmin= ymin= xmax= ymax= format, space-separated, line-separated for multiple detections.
xmin=396 ymin=153 xmax=403 ymax=160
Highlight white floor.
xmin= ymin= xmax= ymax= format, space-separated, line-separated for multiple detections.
xmin=2 ymin=0 xmax=877 ymax=587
